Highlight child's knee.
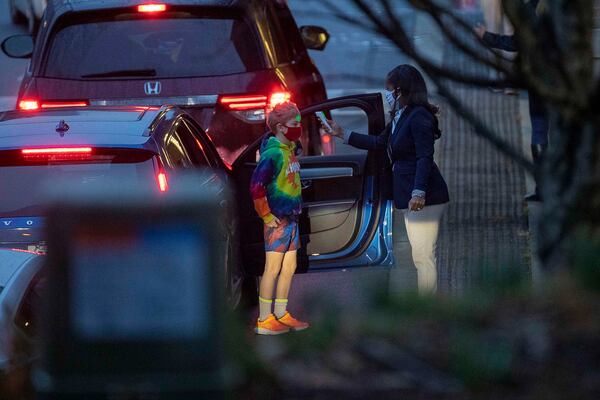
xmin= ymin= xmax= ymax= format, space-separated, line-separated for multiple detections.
xmin=264 ymin=262 xmax=282 ymax=278
xmin=280 ymin=263 xmax=297 ymax=277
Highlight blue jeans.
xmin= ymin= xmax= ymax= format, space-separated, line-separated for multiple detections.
xmin=529 ymin=92 xmax=549 ymax=146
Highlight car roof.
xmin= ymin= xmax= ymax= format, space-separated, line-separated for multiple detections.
xmin=0 ymin=107 xmax=163 ymax=150
xmin=0 ymin=250 xmax=40 ymax=288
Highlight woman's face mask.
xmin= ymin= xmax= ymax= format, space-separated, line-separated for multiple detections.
xmin=384 ymin=89 xmax=396 ymax=108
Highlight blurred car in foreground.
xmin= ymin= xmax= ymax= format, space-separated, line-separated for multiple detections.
xmin=2 ymin=0 xmax=333 ymax=165
xmin=0 ymin=249 xmax=45 ymax=374
xmin=9 ymin=0 xmax=47 ymax=34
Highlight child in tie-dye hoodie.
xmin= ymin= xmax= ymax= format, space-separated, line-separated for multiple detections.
xmin=250 ymin=102 xmax=309 ymax=335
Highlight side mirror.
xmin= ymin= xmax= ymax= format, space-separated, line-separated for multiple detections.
xmin=299 ymin=26 xmax=330 ymax=51
xmin=1 ymin=35 xmax=34 ymax=59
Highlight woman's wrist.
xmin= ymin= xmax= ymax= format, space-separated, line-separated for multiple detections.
xmin=342 ymin=130 xmax=353 ymax=143
xmin=412 ymin=189 xmax=426 ymax=198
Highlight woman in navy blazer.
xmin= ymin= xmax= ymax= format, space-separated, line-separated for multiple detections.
xmin=327 ymin=65 xmax=449 ymax=294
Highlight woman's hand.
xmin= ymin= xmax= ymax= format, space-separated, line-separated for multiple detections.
xmin=320 ymin=119 xmax=344 ymax=138
xmin=265 ymin=216 xmax=281 ymax=228
xmin=474 ymin=23 xmax=486 ymax=39
xmin=408 ymin=196 xmax=426 ymax=211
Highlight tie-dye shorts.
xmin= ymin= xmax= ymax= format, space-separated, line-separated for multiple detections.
xmin=264 ymin=216 xmax=299 ymax=253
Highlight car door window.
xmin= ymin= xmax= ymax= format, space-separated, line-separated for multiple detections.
xmin=271 ymin=3 xmax=307 ymax=59
xmin=301 ymin=106 xmax=370 ymax=156
xmin=266 ymin=5 xmax=294 ymax=64
xmin=174 ymin=120 xmax=211 ymax=168
xmin=165 ymin=131 xmax=193 ymax=170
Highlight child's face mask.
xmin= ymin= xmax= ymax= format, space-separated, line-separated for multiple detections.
xmin=283 ymin=125 xmax=302 ymax=141
xmin=282 ymin=114 xmax=302 ymax=141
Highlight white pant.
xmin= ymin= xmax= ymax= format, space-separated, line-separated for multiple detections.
xmin=480 ymin=0 xmax=514 ymax=35
xmin=401 ymin=203 xmax=446 ymax=294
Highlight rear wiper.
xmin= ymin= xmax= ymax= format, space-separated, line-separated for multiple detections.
xmin=81 ymin=69 xmax=157 ymax=78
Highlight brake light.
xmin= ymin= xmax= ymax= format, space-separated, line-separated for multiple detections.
xmin=21 ymin=147 xmax=92 ymax=155
xmin=19 ymin=99 xmax=40 ymax=111
xmin=269 ymin=91 xmax=292 ymax=109
xmin=219 ymin=91 xmax=292 ymax=111
xmin=22 ymin=147 xmax=92 ymax=155
xmin=138 ymin=4 xmax=167 ymax=13
xmin=219 ymin=95 xmax=268 ymax=111
xmin=157 ymin=172 xmax=169 ymax=192
xmin=19 ymin=99 xmax=88 ymax=110
xmin=152 ymin=156 xmax=169 ymax=192
xmin=41 ymin=101 xmax=88 ymax=109
xmin=21 ymin=147 xmax=93 ymax=162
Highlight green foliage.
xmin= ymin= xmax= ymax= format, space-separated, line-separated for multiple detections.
xmin=570 ymin=232 xmax=600 ymax=292
xmin=449 ymin=329 xmax=514 ymax=388
xmin=470 ymin=261 xmax=531 ymax=296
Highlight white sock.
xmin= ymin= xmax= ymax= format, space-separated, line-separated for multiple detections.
xmin=274 ymin=298 xmax=288 ymax=319
xmin=258 ymin=297 xmax=272 ymax=321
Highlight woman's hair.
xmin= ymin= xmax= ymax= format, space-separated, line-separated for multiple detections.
xmin=387 ymin=64 xmax=439 ymax=116
xmin=387 ymin=64 xmax=442 ymax=139
xmin=266 ymin=101 xmax=300 ymax=133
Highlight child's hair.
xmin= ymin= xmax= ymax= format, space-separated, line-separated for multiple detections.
xmin=267 ymin=102 xmax=300 ymax=133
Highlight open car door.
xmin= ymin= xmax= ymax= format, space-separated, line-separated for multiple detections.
xmin=232 ymin=93 xmax=394 ymax=276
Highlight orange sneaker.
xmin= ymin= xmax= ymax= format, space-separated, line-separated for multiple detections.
xmin=255 ymin=314 xmax=290 ymax=335
xmin=277 ymin=312 xmax=309 ymax=331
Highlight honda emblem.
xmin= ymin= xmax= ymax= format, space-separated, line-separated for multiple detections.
xmin=144 ymin=81 xmax=162 ymax=95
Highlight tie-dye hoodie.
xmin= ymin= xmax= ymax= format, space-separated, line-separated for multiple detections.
xmin=250 ymin=134 xmax=302 ymax=224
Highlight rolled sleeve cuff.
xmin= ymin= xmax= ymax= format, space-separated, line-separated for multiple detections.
xmin=262 ymin=213 xmax=275 ymax=224
xmin=343 ymin=130 xmax=353 ymax=144
xmin=411 ymin=189 xmax=426 ymax=199
xmin=482 ymin=31 xmax=494 ymax=46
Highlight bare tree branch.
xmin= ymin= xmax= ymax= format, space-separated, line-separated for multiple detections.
xmin=430 ymin=75 xmax=534 ymax=173
xmin=324 ymin=0 xmax=516 ymax=88
xmin=501 ymin=0 xmax=575 ymax=105
xmin=407 ymin=0 xmax=518 ymax=68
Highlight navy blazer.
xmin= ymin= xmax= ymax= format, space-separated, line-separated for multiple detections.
xmin=348 ymin=106 xmax=450 ymax=209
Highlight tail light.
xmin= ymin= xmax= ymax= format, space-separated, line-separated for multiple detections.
xmin=269 ymin=91 xmax=292 ymax=109
xmin=157 ymin=172 xmax=169 ymax=192
xmin=41 ymin=101 xmax=89 ymax=109
xmin=218 ymin=91 xmax=292 ymax=123
xmin=152 ymin=157 xmax=169 ymax=193
xmin=21 ymin=147 xmax=93 ymax=161
xmin=18 ymin=99 xmax=40 ymax=111
xmin=219 ymin=95 xmax=268 ymax=111
xmin=138 ymin=4 xmax=167 ymax=13
xmin=18 ymin=99 xmax=88 ymax=110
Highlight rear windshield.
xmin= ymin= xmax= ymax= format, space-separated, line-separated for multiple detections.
xmin=44 ymin=12 xmax=265 ymax=79
xmin=0 ymin=150 xmax=156 ymax=217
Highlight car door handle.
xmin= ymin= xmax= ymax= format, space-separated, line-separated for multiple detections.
xmin=299 ymin=167 xmax=354 ymax=180
xmin=301 ymin=179 xmax=312 ymax=189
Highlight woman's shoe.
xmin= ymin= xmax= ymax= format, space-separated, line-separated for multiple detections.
xmin=255 ymin=314 xmax=290 ymax=335
xmin=277 ymin=312 xmax=310 ymax=331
